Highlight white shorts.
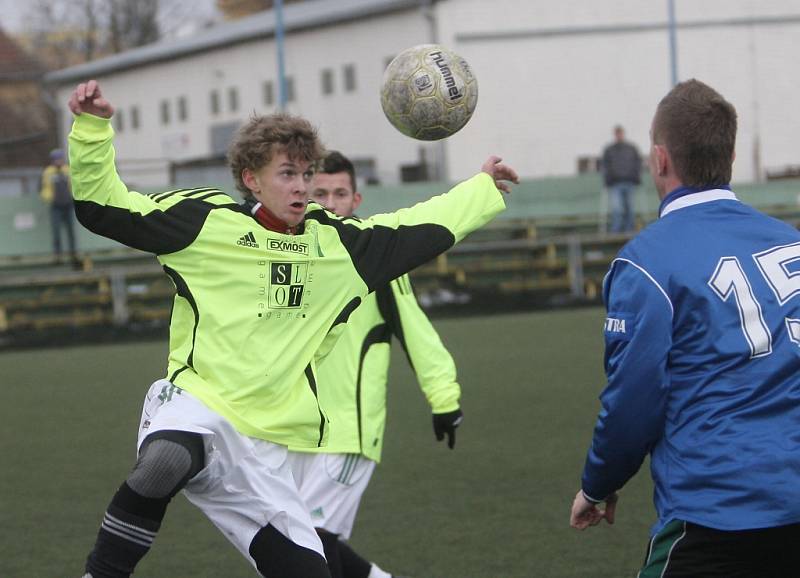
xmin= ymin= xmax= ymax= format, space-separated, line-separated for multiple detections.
xmin=138 ymin=379 xmax=325 ymax=567
xmin=285 ymin=451 xmax=376 ymax=539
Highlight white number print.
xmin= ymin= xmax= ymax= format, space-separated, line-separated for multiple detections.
xmin=709 ymin=257 xmax=772 ymax=358
xmin=754 ymin=241 xmax=800 ymax=304
xmin=709 ymin=242 xmax=800 ymax=357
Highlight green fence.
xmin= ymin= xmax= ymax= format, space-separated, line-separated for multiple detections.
xmin=4 ymin=175 xmax=800 ymax=257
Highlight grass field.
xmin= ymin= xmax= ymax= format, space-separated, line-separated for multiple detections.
xmin=0 ymin=307 xmax=655 ymax=578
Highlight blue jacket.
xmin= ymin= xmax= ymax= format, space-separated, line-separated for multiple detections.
xmin=582 ymin=186 xmax=800 ymax=534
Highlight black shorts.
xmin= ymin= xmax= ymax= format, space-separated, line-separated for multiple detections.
xmin=639 ymin=519 xmax=800 ymax=578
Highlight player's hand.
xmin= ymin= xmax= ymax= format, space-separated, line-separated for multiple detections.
xmin=481 ymin=156 xmax=519 ymax=194
xmin=433 ymin=408 xmax=463 ymax=449
xmin=68 ymin=80 xmax=114 ymax=118
xmin=570 ymin=490 xmax=618 ymax=530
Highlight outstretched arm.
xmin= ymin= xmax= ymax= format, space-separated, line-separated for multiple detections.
xmin=67 ymin=80 xmax=232 ymax=255
xmin=309 ymin=157 xmax=518 ymax=292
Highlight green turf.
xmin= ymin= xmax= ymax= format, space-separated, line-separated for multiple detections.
xmin=0 ymin=307 xmax=654 ymax=577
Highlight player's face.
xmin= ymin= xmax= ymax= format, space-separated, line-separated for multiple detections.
xmin=310 ymin=171 xmax=362 ymax=217
xmin=244 ymin=152 xmax=314 ymax=227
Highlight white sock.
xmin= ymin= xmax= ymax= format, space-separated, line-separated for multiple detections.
xmin=368 ymin=564 xmax=391 ymax=578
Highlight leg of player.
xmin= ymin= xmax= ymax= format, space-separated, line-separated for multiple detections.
xmin=317 ymin=529 xmax=345 ymax=577
xmin=337 ymin=538 xmax=394 ymax=578
xmin=249 ymin=524 xmax=331 ymax=578
xmin=82 ymin=430 xmax=204 ymax=578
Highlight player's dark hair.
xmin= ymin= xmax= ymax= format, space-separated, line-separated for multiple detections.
xmin=319 ymin=150 xmax=357 ymax=192
xmin=653 ymin=79 xmax=737 ymax=187
xmin=228 ymin=113 xmax=325 ymax=197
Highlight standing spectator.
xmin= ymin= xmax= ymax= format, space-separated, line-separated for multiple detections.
xmin=601 ymin=125 xmax=641 ymax=233
xmin=287 ymin=151 xmax=463 ymax=578
xmin=571 ymin=79 xmax=800 ymax=576
xmin=40 ymin=148 xmax=79 ymax=266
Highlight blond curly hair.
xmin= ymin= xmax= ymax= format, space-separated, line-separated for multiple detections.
xmin=228 ymin=113 xmax=325 ymax=197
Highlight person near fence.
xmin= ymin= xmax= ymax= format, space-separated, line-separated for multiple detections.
xmin=286 ymin=151 xmax=463 ymax=578
xmin=67 ymin=80 xmax=517 ymax=578
xmin=601 ymin=125 xmax=641 ymax=233
xmin=571 ymin=79 xmax=800 ymax=577
xmin=40 ymin=148 xmax=80 ymax=266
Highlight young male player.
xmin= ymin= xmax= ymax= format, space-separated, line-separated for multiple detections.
xmin=570 ymin=79 xmax=800 ymax=576
xmin=286 ymin=151 xmax=463 ymax=578
xmin=67 ymin=80 xmax=518 ymax=578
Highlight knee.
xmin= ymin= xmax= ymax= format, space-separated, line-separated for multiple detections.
xmin=126 ymin=432 xmax=204 ymax=499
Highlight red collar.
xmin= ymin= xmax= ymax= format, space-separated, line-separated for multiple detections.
xmin=251 ymin=202 xmax=298 ymax=235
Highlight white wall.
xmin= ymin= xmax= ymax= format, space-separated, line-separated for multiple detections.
xmin=437 ymin=0 xmax=800 ymax=183
xmin=55 ymin=0 xmax=800 ymax=188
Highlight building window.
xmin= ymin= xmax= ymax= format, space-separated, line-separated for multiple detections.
xmin=177 ymin=96 xmax=188 ymax=122
xmin=228 ymin=87 xmax=239 ymax=112
xmin=321 ymin=68 xmax=334 ymax=95
xmin=210 ymin=90 xmax=220 ymax=115
xmin=131 ymin=106 xmax=140 ymax=130
xmin=285 ymin=76 xmax=296 ymax=102
xmin=343 ymin=64 xmax=357 ymax=92
xmin=160 ymin=100 xmax=170 ymax=125
xmin=115 ymin=109 xmax=125 ymax=132
xmin=263 ymin=80 xmax=274 ymax=106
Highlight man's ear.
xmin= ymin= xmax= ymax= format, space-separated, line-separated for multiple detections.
xmin=242 ymin=168 xmax=258 ymax=193
xmin=352 ymin=191 xmax=363 ymax=211
xmin=653 ymin=144 xmax=669 ymax=177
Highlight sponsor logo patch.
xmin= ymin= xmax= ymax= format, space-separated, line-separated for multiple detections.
xmin=268 ymin=262 xmax=308 ymax=308
xmin=604 ymin=313 xmax=634 ymax=340
xmin=268 ymin=238 xmax=308 ymax=255
xmin=237 ymin=232 xmax=259 ymax=248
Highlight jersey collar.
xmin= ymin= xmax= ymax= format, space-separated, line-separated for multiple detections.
xmin=246 ymin=200 xmax=300 ymax=235
xmin=659 ymin=184 xmax=737 ymax=218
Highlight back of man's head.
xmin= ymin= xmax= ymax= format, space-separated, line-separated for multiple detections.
xmin=653 ymin=79 xmax=737 ymax=187
xmin=319 ymin=150 xmax=357 ymax=192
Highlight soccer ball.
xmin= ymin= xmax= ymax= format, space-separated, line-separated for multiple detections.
xmin=380 ymin=44 xmax=478 ymax=141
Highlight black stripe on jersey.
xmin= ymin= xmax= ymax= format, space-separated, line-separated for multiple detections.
xmin=306 ymin=207 xmax=455 ymax=292
xmin=163 ymin=265 xmax=199 ymax=370
xmin=152 ymin=187 xmax=218 ymax=203
xmin=169 ymin=365 xmax=189 ymax=384
xmin=75 ymin=197 xmax=218 ymax=255
xmin=376 ymin=284 xmax=413 ymax=369
xmin=194 ymin=191 xmax=230 ymax=202
xmin=329 ymin=297 xmax=362 ymax=330
xmin=145 ymin=188 xmax=191 ymax=198
xmin=304 ymin=365 xmax=326 ymax=447
xmin=355 ymin=323 xmax=392 ymax=453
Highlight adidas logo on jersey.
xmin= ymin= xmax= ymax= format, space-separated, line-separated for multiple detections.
xmin=237 ymin=232 xmax=259 ymax=248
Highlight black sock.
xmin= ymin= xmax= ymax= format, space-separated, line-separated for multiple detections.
xmin=85 ymin=482 xmax=169 ymax=578
xmin=338 ymin=539 xmax=372 ymax=578
xmin=318 ymin=530 xmax=344 ymax=578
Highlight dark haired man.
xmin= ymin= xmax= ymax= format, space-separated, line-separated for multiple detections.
xmin=66 ymin=80 xmax=517 ymax=578
xmin=287 ymin=151 xmax=462 ymax=578
xmin=571 ymin=79 xmax=800 ymax=576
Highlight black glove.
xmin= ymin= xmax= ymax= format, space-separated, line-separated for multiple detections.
xmin=432 ymin=409 xmax=463 ymax=449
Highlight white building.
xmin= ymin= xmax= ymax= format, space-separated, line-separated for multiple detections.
xmin=46 ymin=0 xmax=800 ymax=189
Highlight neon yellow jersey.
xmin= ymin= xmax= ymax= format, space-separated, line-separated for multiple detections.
xmin=292 ymin=274 xmax=459 ymax=462
xmin=68 ymin=114 xmax=504 ymax=449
